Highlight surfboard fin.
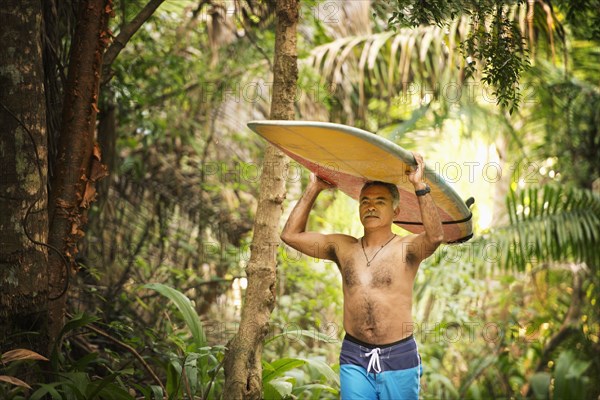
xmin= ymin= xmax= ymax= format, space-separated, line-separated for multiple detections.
xmin=465 ymin=197 xmax=475 ymax=208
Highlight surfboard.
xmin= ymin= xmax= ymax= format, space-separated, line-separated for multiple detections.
xmin=247 ymin=120 xmax=474 ymax=243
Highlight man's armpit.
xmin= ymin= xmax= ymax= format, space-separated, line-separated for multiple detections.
xmin=401 ymin=237 xmax=439 ymax=264
xmin=400 ymin=240 xmax=421 ymax=265
xmin=322 ymin=241 xmax=340 ymax=264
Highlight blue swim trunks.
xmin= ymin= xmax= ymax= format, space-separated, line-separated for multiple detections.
xmin=339 ymin=333 xmax=422 ymax=400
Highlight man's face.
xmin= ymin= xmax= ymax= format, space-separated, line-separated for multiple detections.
xmin=359 ymin=185 xmax=399 ymax=228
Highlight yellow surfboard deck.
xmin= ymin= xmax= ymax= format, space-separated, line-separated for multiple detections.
xmin=248 ymin=120 xmax=474 ymax=243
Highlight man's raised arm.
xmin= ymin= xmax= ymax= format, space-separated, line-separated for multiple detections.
xmin=280 ymin=175 xmax=339 ymax=261
xmin=406 ymin=153 xmax=444 ymax=262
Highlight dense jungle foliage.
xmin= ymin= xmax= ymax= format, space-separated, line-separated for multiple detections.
xmin=1 ymin=0 xmax=599 ymax=399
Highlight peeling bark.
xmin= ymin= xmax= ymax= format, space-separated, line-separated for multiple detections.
xmin=222 ymin=0 xmax=298 ymax=398
xmin=47 ymin=0 xmax=112 ymax=347
xmin=0 ymin=0 xmax=50 ymax=354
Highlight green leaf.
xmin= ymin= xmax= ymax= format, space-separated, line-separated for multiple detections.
xmin=263 ymin=378 xmax=293 ymax=400
xmin=166 ymin=359 xmax=183 ymax=397
xmin=262 ymin=360 xmax=275 ymax=375
xmin=183 ymin=353 xmax=200 ymax=395
xmin=529 ymin=372 xmax=551 ymax=399
xmin=292 ymin=383 xmax=338 ymax=396
xmin=149 ymin=385 xmax=164 ymax=400
xmin=85 ymin=372 xmax=121 ymax=399
xmin=565 ymin=359 xmax=591 ymax=379
xmin=427 ymin=372 xmax=458 ymax=397
xmin=30 ymin=383 xmax=63 ymax=400
xmin=61 ymin=313 xmax=100 ymax=336
xmin=553 ymin=350 xmax=573 ymax=399
xmin=297 ymin=357 xmax=340 ymax=386
xmin=59 ymin=371 xmax=88 ymax=400
xmin=142 ymin=283 xmax=206 ymax=349
xmin=131 ymin=383 xmax=151 ymax=399
xmin=262 ymin=358 xmax=307 ymax=383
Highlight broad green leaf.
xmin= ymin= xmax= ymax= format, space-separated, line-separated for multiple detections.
xmin=298 ymin=357 xmax=340 ymax=386
xmin=553 ymin=350 xmax=573 ymax=399
xmin=262 ymin=358 xmax=306 ymax=383
xmin=166 ymin=359 xmax=183 ymax=397
xmin=262 ymin=359 xmax=275 ymax=374
xmin=529 ymin=372 xmax=551 ymax=399
xmin=263 ymin=378 xmax=293 ymax=400
xmin=142 ymin=283 xmax=206 ymax=349
xmin=59 ymin=371 xmax=88 ymax=400
xmin=565 ymin=359 xmax=591 ymax=379
xmin=292 ymin=383 xmax=338 ymax=395
xmin=183 ymin=353 xmax=200 ymax=395
xmin=150 ymin=385 xmax=164 ymax=400
xmin=131 ymin=383 xmax=151 ymax=399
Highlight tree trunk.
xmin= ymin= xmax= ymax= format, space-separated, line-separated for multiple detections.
xmin=0 ymin=0 xmax=50 ymax=354
xmin=223 ymin=0 xmax=298 ymax=398
xmin=47 ymin=0 xmax=111 ymax=347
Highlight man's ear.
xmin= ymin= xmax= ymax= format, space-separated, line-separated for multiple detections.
xmin=393 ymin=206 xmax=401 ymax=217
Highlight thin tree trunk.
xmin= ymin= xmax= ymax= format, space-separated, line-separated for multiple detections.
xmin=0 ymin=0 xmax=50 ymax=354
xmin=223 ymin=0 xmax=298 ymax=398
xmin=47 ymin=0 xmax=112 ymax=348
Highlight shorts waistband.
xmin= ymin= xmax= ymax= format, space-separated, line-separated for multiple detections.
xmin=344 ymin=333 xmax=414 ymax=349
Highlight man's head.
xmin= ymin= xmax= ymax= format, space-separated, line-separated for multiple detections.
xmin=360 ymin=181 xmax=399 ymax=208
xmin=359 ymin=181 xmax=400 ymax=228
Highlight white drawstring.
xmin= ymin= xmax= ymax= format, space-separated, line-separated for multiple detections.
xmin=365 ymin=347 xmax=382 ymax=374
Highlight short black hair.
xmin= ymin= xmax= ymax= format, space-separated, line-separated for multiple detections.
xmin=360 ymin=181 xmax=400 ymax=208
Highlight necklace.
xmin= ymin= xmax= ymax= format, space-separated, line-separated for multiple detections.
xmin=360 ymin=234 xmax=396 ymax=267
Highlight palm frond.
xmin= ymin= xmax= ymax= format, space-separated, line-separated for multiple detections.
xmin=302 ymin=2 xmax=566 ymax=122
xmin=491 ymin=184 xmax=600 ymax=272
xmin=303 ymin=22 xmax=468 ymax=125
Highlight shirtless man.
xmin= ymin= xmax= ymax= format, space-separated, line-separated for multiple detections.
xmin=280 ymin=153 xmax=443 ymax=399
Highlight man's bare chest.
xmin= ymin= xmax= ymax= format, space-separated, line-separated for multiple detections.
xmin=340 ymin=252 xmax=404 ymax=289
